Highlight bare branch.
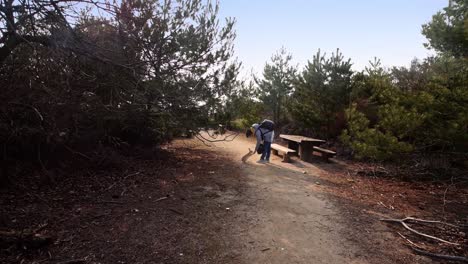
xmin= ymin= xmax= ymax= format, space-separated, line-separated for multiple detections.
xmin=8 ymin=102 xmax=44 ymax=122
xmin=411 ymin=247 xmax=468 ymax=263
xmin=196 ymin=131 xmax=239 ymax=143
xmin=398 ymin=232 xmax=468 ymax=263
xmin=380 ymin=217 xmax=460 ymax=245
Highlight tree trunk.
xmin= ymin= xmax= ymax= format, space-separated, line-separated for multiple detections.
xmin=277 ymin=99 xmax=281 ymax=124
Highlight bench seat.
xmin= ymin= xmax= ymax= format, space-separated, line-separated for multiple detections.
xmin=312 ymin=146 xmax=336 ymax=162
xmin=271 ymin=143 xmax=296 ymax=162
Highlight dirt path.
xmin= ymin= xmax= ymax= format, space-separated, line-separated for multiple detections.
xmin=2 ymin=135 xmax=444 ymax=263
xmin=204 ymin=137 xmax=361 ymax=263
xmin=193 ymin=135 xmax=435 ymax=264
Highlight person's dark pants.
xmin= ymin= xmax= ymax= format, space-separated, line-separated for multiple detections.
xmin=261 ymin=141 xmax=272 ymax=161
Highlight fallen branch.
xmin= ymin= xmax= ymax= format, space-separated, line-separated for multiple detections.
xmin=194 ymin=134 xmax=212 ymax=147
xmin=411 ymin=247 xmax=468 ymax=263
xmin=155 ymin=196 xmax=168 ymax=202
xmin=168 ymin=208 xmax=183 ymax=215
xmin=398 ymin=232 xmax=468 ymax=263
xmin=122 ymin=172 xmax=141 ymax=180
xmin=57 ymin=259 xmax=87 ymax=264
xmin=380 ymin=217 xmax=459 ymax=245
xmin=384 ymin=216 xmax=459 ymax=228
xmin=207 ymin=131 xmax=220 ymax=139
xmin=64 ymin=145 xmax=92 ymax=161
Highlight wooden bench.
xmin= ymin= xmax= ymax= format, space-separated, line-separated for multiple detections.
xmin=312 ymin=146 xmax=336 ymax=162
xmin=279 ymin=134 xmax=325 ymax=161
xmin=271 ymin=144 xmax=296 ymax=162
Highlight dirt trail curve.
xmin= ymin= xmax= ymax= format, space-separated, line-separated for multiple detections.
xmin=198 ymin=136 xmax=403 ymax=264
xmin=200 ymin=136 xmax=362 ymax=264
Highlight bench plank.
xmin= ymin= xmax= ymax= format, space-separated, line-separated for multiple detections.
xmin=313 ymin=146 xmax=336 ymax=155
xmin=271 ymin=144 xmax=296 ymax=153
xmin=271 ymin=144 xmax=296 ymax=162
xmin=279 ymin=134 xmax=325 ymax=144
xmin=312 ymin=146 xmax=336 ymax=162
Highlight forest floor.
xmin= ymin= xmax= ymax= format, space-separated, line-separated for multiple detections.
xmin=1 ymin=134 xmax=467 ymax=263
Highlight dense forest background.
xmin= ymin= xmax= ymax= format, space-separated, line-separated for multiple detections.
xmin=0 ymin=0 xmax=240 ymax=184
xmin=0 ymin=0 xmax=467 ymax=185
xmin=224 ymin=0 xmax=467 ymax=165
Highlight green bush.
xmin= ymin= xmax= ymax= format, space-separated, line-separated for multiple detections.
xmin=341 ymin=104 xmax=413 ymax=160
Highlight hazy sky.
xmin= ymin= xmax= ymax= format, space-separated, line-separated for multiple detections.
xmin=218 ymin=0 xmax=448 ymax=76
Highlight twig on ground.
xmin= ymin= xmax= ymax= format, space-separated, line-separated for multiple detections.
xmin=123 ymin=172 xmax=141 ymax=180
xmin=378 ymin=201 xmax=395 ymax=210
xmin=397 ymin=232 xmax=420 ymax=248
xmin=155 ymin=196 xmax=168 ymax=202
xmin=168 ymin=208 xmax=183 ymax=215
xmin=33 ymin=223 xmax=49 ymax=233
xmin=107 ymin=171 xmax=141 ymax=190
xmin=57 ymin=259 xmax=87 ymax=264
xmin=106 ymin=182 xmax=118 ymax=191
xmin=96 ymin=200 xmax=124 ymax=205
xmin=380 ymin=217 xmax=459 ymax=245
xmin=64 ymin=145 xmax=92 ymax=160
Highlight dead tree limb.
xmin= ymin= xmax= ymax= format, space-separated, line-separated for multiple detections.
xmin=194 ymin=135 xmax=212 ymax=147
xmin=411 ymin=247 xmax=468 ymax=263
xmin=398 ymin=232 xmax=468 ymax=263
xmin=380 ymin=217 xmax=460 ymax=245
xmin=401 ymin=216 xmax=459 ymax=228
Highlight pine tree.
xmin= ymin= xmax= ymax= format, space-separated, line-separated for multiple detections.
xmin=290 ymin=49 xmax=352 ymax=138
xmin=255 ymin=48 xmax=296 ymax=124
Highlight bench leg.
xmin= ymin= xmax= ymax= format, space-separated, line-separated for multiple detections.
xmin=282 ymin=153 xmax=291 ymax=162
xmin=272 ymin=149 xmax=279 ymax=156
xmin=299 ymin=145 xmax=313 ymax=161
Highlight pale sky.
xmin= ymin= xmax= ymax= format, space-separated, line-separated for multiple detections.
xmin=218 ymin=0 xmax=448 ymax=76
